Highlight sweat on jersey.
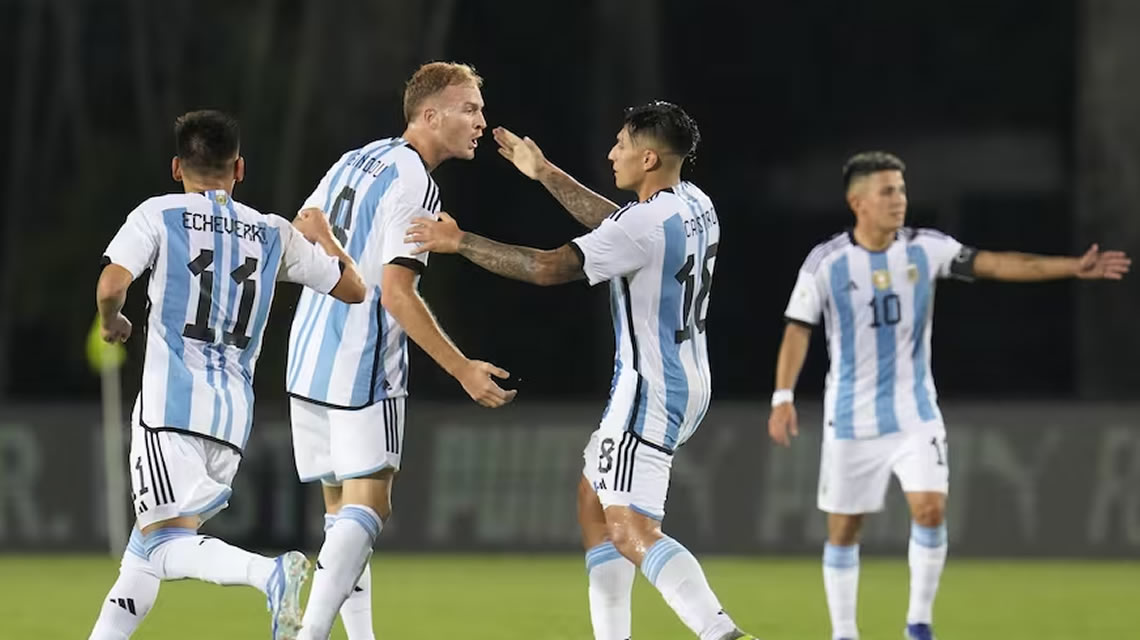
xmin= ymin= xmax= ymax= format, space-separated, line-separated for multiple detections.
xmin=286 ymin=138 xmax=440 ymax=409
xmin=784 ymin=228 xmax=976 ymax=439
xmin=101 ymin=190 xmax=342 ymax=452
xmin=572 ymin=182 xmax=719 ymax=454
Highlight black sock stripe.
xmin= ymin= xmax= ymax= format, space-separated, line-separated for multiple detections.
xmin=126 ymin=598 xmax=136 ymax=615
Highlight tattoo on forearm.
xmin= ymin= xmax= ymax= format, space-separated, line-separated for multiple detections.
xmin=458 ymin=234 xmax=549 ymax=284
xmin=542 ymin=170 xmax=618 ymax=229
xmin=457 ymin=234 xmax=583 ymax=286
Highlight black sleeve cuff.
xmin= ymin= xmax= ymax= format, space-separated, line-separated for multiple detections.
xmin=785 ymin=316 xmax=817 ymax=329
xmin=388 ymin=257 xmax=426 ymax=275
xmin=568 ymin=241 xmax=586 ymax=267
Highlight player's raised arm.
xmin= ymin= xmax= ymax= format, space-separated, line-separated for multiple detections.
xmin=493 ymin=126 xmax=618 ymax=229
xmin=405 ymin=212 xmax=587 ymax=286
xmin=379 ymin=262 xmax=516 ymax=408
xmin=970 ymin=243 xmax=1131 ymax=282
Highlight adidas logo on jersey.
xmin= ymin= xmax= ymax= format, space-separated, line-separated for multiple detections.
xmin=846 ymin=280 xmax=859 ymax=291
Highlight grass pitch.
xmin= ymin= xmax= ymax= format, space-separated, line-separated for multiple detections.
xmin=3 ymin=553 xmax=1135 ymax=639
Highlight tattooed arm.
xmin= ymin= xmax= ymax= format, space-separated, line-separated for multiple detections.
xmin=493 ymin=126 xmax=618 ymax=229
xmin=457 ymin=234 xmax=585 ymax=286
xmin=405 ymin=212 xmax=585 ymax=286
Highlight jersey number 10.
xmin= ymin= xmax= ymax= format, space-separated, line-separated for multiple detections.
xmin=674 ymin=243 xmax=719 ymax=344
xmin=182 ymin=249 xmax=259 ymax=348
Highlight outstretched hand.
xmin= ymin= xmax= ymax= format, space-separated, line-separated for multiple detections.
xmin=493 ymin=126 xmax=548 ymax=180
xmin=1075 ymin=244 xmax=1131 ymax=280
xmin=405 ymin=212 xmax=463 ymax=255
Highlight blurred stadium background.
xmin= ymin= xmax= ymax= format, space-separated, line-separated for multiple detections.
xmin=1 ymin=1 xmax=1138 ymax=638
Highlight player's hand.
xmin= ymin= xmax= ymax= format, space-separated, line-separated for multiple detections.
xmin=293 ymin=208 xmax=334 ymax=244
xmin=1075 ymin=243 xmax=1131 ymax=280
xmin=405 ymin=212 xmax=462 ymax=255
xmin=768 ymin=402 xmax=799 ymax=448
xmin=493 ymin=126 xmax=548 ymax=180
xmin=101 ymin=312 xmax=132 ymax=344
xmin=457 ymin=360 xmax=518 ymax=408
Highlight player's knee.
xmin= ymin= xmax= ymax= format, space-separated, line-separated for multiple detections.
xmin=368 ymin=496 xmax=393 ymax=522
xmin=911 ymin=501 xmax=944 ymax=527
xmin=827 ymin=514 xmax=863 ymax=545
xmin=606 ymin=522 xmax=638 ymax=559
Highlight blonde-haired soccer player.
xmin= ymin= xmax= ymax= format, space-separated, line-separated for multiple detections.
xmin=289 ymin=62 xmax=515 ymax=640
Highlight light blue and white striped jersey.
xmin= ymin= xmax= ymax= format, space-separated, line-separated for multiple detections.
xmin=286 ymin=138 xmax=439 ymax=408
xmin=102 ymin=190 xmax=342 ymax=451
xmin=573 ymin=182 xmax=719 ymax=453
xmin=785 ymin=228 xmax=972 ymax=439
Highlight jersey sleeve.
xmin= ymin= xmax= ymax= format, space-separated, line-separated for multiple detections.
xmin=275 ymin=217 xmax=342 ymax=294
xmin=102 ymin=203 xmax=161 ymax=279
xmin=784 ymin=267 xmax=825 ymax=326
xmin=570 ymin=211 xmax=656 ymax=286
xmin=918 ymin=229 xmax=975 ymax=281
xmin=376 ymin=185 xmax=433 ymax=274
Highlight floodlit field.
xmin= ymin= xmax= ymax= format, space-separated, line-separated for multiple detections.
xmin=5 ymin=554 xmax=1136 ymax=639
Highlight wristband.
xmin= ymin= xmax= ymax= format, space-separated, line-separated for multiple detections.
xmin=771 ymin=389 xmax=794 ymax=407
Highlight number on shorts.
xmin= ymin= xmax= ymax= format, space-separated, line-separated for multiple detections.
xmin=598 ymin=437 xmax=615 ymax=473
xmin=134 ymin=456 xmax=149 ymax=495
xmin=930 ymin=436 xmax=948 ymax=466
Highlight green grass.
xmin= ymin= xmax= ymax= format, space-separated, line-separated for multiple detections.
xmin=2 ymin=554 xmax=1136 ymax=639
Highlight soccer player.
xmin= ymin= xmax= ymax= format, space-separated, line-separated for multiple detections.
xmin=767 ymin=151 xmax=1132 ymax=640
xmin=88 ymin=109 xmax=366 ymax=640
xmin=406 ymin=101 xmax=758 ymax=640
xmin=288 ymin=62 xmax=515 ymax=640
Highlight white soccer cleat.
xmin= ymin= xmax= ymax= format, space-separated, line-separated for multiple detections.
xmin=266 ymin=551 xmax=310 ymax=640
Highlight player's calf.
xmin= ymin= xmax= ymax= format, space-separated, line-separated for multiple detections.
xmin=88 ymin=528 xmax=159 ymax=640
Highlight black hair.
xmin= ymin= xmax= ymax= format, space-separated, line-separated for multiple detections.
xmin=842 ymin=151 xmax=905 ymax=189
xmin=623 ymin=100 xmax=700 ymax=163
xmin=174 ymin=110 xmax=240 ymax=175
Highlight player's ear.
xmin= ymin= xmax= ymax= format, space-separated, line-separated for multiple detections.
xmin=845 ymin=187 xmax=860 ymax=214
xmin=643 ymin=149 xmax=661 ymax=172
xmin=422 ymin=106 xmax=439 ymax=130
xmin=234 ymin=156 xmax=245 ymax=183
xmin=171 ymin=156 xmax=183 ymax=183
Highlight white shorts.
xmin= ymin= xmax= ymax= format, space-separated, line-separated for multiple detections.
xmin=128 ymin=413 xmax=241 ymax=530
xmin=290 ymin=396 xmax=406 ymax=484
xmin=582 ymin=429 xmax=673 ymax=520
xmin=817 ymin=427 xmax=949 ymax=514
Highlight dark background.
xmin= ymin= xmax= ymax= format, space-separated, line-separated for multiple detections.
xmin=1 ymin=0 xmax=1136 ymax=408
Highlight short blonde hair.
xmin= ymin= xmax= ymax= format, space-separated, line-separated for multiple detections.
xmin=403 ymin=61 xmax=483 ymax=123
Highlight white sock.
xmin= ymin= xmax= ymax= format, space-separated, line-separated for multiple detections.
xmin=823 ymin=543 xmax=860 ymax=639
xmin=586 ymin=542 xmax=635 ymax=640
xmin=89 ymin=529 xmax=160 ymax=639
xmin=326 ymin=514 xmax=375 ymax=640
xmin=299 ymin=505 xmax=383 ymax=640
xmin=144 ymin=528 xmax=276 ymax=594
xmin=640 ymin=536 xmax=737 ymax=640
xmin=907 ymin=522 xmax=947 ymax=625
